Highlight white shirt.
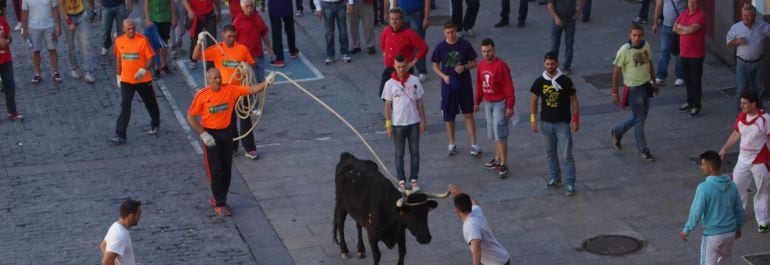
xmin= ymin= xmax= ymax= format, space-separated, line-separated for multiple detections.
xmin=736 ymin=112 xmax=770 ymax=164
xmin=21 ymin=0 xmax=58 ymax=29
xmin=103 ymin=222 xmax=135 ymax=265
xmin=381 ymin=75 xmax=424 ymax=126
xmin=462 ymin=205 xmax=510 ymax=265
xmin=726 ymin=19 xmax=770 ymax=62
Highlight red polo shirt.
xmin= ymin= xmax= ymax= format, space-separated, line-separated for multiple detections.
xmin=379 ymin=26 xmax=428 ymax=68
xmin=233 ymin=12 xmax=268 ymax=58
xmin=676 ymin=8 xmax=706 ymax=59
xmin=0 ymin=16 xmax=11 ymax=64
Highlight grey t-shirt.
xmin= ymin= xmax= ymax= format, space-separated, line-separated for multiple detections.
xmin=663 ymin=0 xmax=686 ymax=27
xmin=550 ymin=0 xmax=578 ymax=19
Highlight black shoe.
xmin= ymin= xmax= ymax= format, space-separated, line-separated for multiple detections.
xmin=111 ymin=136 xmax=126 ymax=146
xmin=688 ymin=106 xmax=702 ymax=118
xmin=494 ymin=20 xmax=509 ymax=28
xmin=517 ymin=21 xmax=526 ymax=27
xmin=368 ymin=47 xmax=376 ymax=55
xmin=611 ymin=131 xmax=622 ymax=150
xmin=350 ymin=48 xmax=362 ymax=54
xmin=582 ymin=17 xmax=590 ymax=22
xmin=498 ymin=165 xmax=510 ymax=179
xmin=677 ymin=103 xmax=691 ymax=112
xmin=639 ymin=149 xmax=656 ymax=162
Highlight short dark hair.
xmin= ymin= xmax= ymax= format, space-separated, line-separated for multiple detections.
xmin=119 ymin=199 xmax=142 ymax=218
xmin=394 ymin=54 xmax=406 ymax=63
xmin=630 ymin=23 xmax=644 ymax=33
xmin=699 ymin=150 xmax=721 ymax=171
xmin=223 ymin=24 xmax=236 ymax=33
xmin=741 ymin=89 xmax=759 ymax=105
xmin=389 ymin=7 xmax=404 ymax=17
xmin=443 ymin=20 xmax=457 ymax=30
xmin=453 ymin=193 xmax=472 ymax=214
xmin=544 ymin=52 xmax=558 ymax=62
xmin=481 ymin=38 xmax=495 ymax=48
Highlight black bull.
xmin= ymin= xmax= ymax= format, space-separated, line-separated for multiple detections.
xmin=333 ymin=152 xmax=449 ymax=265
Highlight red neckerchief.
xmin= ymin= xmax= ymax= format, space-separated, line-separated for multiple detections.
xmin=736 ymin=109 xmax=770 ymax=167
xmin=391 ymin=71 xmax=410 ymax=89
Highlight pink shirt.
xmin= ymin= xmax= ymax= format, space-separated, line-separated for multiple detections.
xmin=676 ymin=9 xmax=706 ymax=58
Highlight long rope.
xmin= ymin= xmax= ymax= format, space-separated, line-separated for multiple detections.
xmin=195 ymin=31 xmax=395 ymax=181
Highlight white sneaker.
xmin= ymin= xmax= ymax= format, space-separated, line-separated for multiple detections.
xmin=252 ymin=109 xmax=262 ymax=116
xmin=14 ymin=22 xmax=22 ymax=31
xmin=655 ymin=78 xmax=665 ymax=85
xmin=418 ymin=74 xmax=427 ymax=82
xmin=457 ymin=31 xmax=465 ymax=38
xmin=465 ymin=29 xmax=475 ymax=37
xmin=342 ymin=54 xmax=352 ymax=63
xmin=674 ymin=78 xmax=684 ymax=87
xmin=448 ymin=144 xmax=457 ymax=156
xmin=295 ymin=10 xmax=302 ymax=16
xmin=469 ymin=144 xmax=481 ymax=156
xmin=70 ymin=69 xmax=80 ymax=79
xmin=100 ymin=47 xmax=108 ymax=56
xmin=83 ymin=72 xmax=96 ymax=83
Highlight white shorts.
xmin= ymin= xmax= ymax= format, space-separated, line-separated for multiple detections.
xmin=28 ymin=27 xmax=57 ymax=52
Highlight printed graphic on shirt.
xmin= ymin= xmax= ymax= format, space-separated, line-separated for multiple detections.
xmin=122 ymin=53 xmax=140 ymax=60
xmin=62 ymin=0 xmax=84 ymax=15
xmin=480 ymin=71 xmax=493 ymax=94
xmin=208 ymin=103 xmax=229 ymax=114
xmin=223 ymin=60 xmax=239 ymax=68
xmin=443 ymin=51 xmax=461 ymax=68
xmin=633 ymin=50 xmax=651 ymax=67
xmin=542 ymin=84 xmax=560 ymax=108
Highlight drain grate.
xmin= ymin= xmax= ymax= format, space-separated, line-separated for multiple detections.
xmin=580 ymin=235 xmax=643 ymax=256
xmin=744 ymin=253 xmax=770 ymax=265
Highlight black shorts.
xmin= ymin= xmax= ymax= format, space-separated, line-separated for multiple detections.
xmin=441 ymin=85 xmax=474 ymax=122
xmin=153 ymin=21 xmax=172 ymax=41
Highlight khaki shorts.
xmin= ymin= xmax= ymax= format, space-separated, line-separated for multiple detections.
xmin=28 ymin=27 xmax=57 ymax=52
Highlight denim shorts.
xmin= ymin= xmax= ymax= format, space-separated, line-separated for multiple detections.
xmin=28 ymin=27 xmax=56 ymax=52
xmin=484 ymin=100 xmax=508 ymax=141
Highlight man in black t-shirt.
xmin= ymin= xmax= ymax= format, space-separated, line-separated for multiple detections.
xmin=529 ymin=52 xmax=580 ymax=196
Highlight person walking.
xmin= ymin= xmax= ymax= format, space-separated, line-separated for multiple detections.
xmin=313 ymin=0 xmax=352 ymax=64
xmin=474 ymin=38 xmax=515 ymax=179
xmin=187 ymin=68 xmax=274 ymax=216
xmin=378 ymin=7 xmax=427 ymax=99
xmin=347 ymin=0 xmax=375 ymax=55
xmin=680 ymin=151 xmax=744 ymax=264
xmin=726 ymin=4 xmax=770 ymax=112
xmin=494 ymin=0 xmax=528 ymax=28
xmin=144 ymin=0 xmax=176 ymax=75
xmin=22 ymin=0 xmax=63 ymax=83
xmin=99 ymin=0 xmax=129 ymax=57
xmin=632 ymin=0 xmax=651 ymax=24
xmin=267 ymin=0 xmax=299 ymax=68
xmin=450 ymin=0 xmax=478 ymax=37
xmin=719 ymin=89 xmax=770 ymax=233
xmin=111 ymin=19 xmax=160 ymax=146
xmin=431 ymin=21 xmax=479 ymax=157
xmin=546 ymin=0 xmax=584 ymax=75
xmin=0 ymin=13 xmax=23 ymax=121
xmin=610 ymin=24 xmax=660 ymax=162
xmin=673 ymin=0 xmax=706 ymax=117
xmin=383 ymin=54 xmax=426 ymax=191
xmin=100 ymin=199 xmax=142 ymax=265
xmin=60 ymin=0 xmax=96 ymax=83
xmin=529 ymin=51 xmax=579 ymax=196
xmin=652 ymin=0 xmax=686 ymax=87
xmin=448 ymin=184 xmax=511 ymax=265
xmin=386 ymin=0 xmax=430 ymax=81
xmin=183 ymin=0 xmax=220 ymax=69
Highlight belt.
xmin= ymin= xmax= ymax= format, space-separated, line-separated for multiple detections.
xmin=738 ymin=55 xmax=763 ymax=63
xmin=67 ymin=11 xmax=84 ymax=17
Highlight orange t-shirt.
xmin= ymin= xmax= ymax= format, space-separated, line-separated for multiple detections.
xmin=203 ymin=43 xmax=255 ymax=85
xmin=188 ymin=85 xmax=250 ymax=129
xmin=115 ymin=34 xmax=155 ymax=84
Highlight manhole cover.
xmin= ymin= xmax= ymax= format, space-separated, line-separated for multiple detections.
xmin=428 ymin=15 xmax=451 ymax=26
xmin=580 ymin=235 xmax=643 ymax=256
xmin=744 ymin=253 xmax=770 ymax=265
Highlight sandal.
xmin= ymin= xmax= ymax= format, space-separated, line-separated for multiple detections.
xmin=30 ymin=74 xmax=42 ymax=84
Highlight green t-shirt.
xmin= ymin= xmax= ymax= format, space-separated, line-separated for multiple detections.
xmin=613 ymin=42 xmax=653 ymax=87
xmin=149 ymin=0 xmax=172 ymax=22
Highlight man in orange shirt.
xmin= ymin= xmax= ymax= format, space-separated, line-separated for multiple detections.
xmin=191 ymin=24 xmax=261 ymax=159
xmin=187 ymin=68 xmax=275 ymax=216
xmin=112 ymin=19 xmax=159 ymax=146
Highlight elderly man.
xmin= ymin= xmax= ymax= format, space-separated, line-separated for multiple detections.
xmin=727 ymin=4 xmax=770 ymax=112
xmin=674 ymin=0 xmax=706 ymax=117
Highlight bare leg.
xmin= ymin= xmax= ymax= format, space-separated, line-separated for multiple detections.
xmin=463 ymin=113 xmax=477 ymax=145
xmin=33 ymin=51 xmax=42 ymax=74
xmin=444 ymin=121 xmax=455 ymax=144
xmin=49 ymin=50 xmax=59 ymax=72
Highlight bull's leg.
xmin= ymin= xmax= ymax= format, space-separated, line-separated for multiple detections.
xmin=356 ymin=223 xmax=366 ymax=258
xmin=396 ymin=230 xmax=406 ymax=265
xmin=367 ymin=229 xmax=382 ymax=265
xmin=333 ymin=206 xmax=351 ymax=259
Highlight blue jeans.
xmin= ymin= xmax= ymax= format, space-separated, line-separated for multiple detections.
xmin=393 ymin=123 xmax=420 ymax=181
xmin=656 ymin=25 xmax=684 ymax=81
xmin=404 ymin=10 xmax=427 ymax=74
xmin=65 ymin=15 xmax=93 ymax=73
xmin=253 ymin=56 xmax=266 ymax=82
xmin=612 ymin=85 xmax=650 ymax=153
xmin=101 ymin=4 xmax=127 ymax=49
xmin=550 ymin=18 xmax=575 ymax=70
xmin=322 ymin=1 xmax=349 ymax=58
xmin=735 ymin=59 xmax=765 ymax=112
xmin=540 ymin=121 xmax=575 ymax=184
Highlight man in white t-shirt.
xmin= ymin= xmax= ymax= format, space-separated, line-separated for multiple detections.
xmin=449 ymin=184 xmax=511 ymax=265
xmin=21 ymin=0 xmax=63 ymax=83
xmin=382 ymin=54 xmax=427 ymax=192
xmin=100 ymin=199 xmax=142 ymax=265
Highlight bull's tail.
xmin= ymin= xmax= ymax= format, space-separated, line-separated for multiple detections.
xmin=332 ymin=206 xmax=341 ymax=246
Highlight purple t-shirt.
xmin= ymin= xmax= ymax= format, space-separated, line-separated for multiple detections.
xmin=268 ymin=0 xmax=292 ymax=17
xmin=431 ymin=38 xmax=478 ymax=86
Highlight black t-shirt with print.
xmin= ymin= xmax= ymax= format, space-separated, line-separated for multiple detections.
xmin=530 ymin=75 xmax=576 ymax=123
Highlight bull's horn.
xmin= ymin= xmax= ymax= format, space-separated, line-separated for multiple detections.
xmin=425 ymin=191 xmax=451 ymax=199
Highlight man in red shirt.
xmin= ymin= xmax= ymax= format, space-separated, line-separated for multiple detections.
xmin=183 ymin=0 xmax=220 ymax=69
xmin=233 ymin=0 xmax=271 ymax=82
xmin=378 ymin=7 xmax=427 ymax=99
xmin=474 ymin=38 xmax=515 ymax=178
xmin=0 ymin=14 xmax=22 ymax=121
xmin=674 ymin=0 xmax=706 ymax=117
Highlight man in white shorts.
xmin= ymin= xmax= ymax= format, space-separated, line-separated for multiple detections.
xmin=21 ymin=0 xmax=62 ymax=84
xmin=101 ymin=199 xmax=142 ymax=265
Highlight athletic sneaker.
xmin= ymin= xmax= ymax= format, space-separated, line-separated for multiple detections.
xmin=688 ymin=107 xmax=701 ymax=118
xmin=410 ymin=179 xmax=420 ymax=192
xmin=8 ymin=113 xmax=24 ymax=121
xmin=399 ymin=180 xmax=407 ymax=191
xmin=545 ymin=179 xmax=562 ymax=190
xmin=325 ymin=57 xmax=333 ymax=65
xmin=565 ymin=184 xmax=575 ymax=196
xmin=110 ymin=136 xmax=126 ymax=146
xmin=611 ymin=131 xmax=622 ymax=150
xmin=677 ymin=103 xmax=690 ymax=112
xmin=270 ymin=59 xmax=285 ymax=68
xmin=639 ymin=149 xmax=656 ymax=162
xmin=448 ymin=144 xmax=457 ymax=156
xmin=498 ymin=165 xmax=509 ymax=178
xmin=245 ymin=150 xmax=260 ymax=160
xmin=631 ymin=17 xmax=648 ymax=24
xmin=147 ymin=126 xmax=159 ymax=135
xmin=759 ymin=224 xmax=768 ymax=233
xmin=30 ymin=74 xmax=42 ymax=84
xmin=484 ymin=159 xmax=500 ymax=169
xmin=295 ymin=10 xmax=302 ymax=16
xmin=464 ymin=29 xmax=475 ymax=37
xmin=53 ymin=72 xmax=63 ymax=82
xmin=655 ymin=78 xmax=665 ymax=85
xmin=290 ymin=49 xmax=300 ymax=59
xmin=342 ymin=54 xmax=352 ymax=63
xmin=418 ymin=74 xmax=427 ymax=82
xmin=70 ymin=69 xmax=80 ymax=79
xmin=83 ymin=72 xmax=96 ymax=83
xmin=469 ymin=145 xmax=481 ymax=157
xmin=101 ymin=47 xmax=109 ymax=56
xmin=674 ymin=78 xmax=684 ymax=87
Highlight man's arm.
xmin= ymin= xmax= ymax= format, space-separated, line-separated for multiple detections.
xmin=470 ymin=239 xmax=482 ymax=265
xmin=144 ymin=0 xmax=152 ymax=26
xmin=187 ymin=113 xmax=204 ymax=134
xmin=570 ymin=94 xmax=579 ymax=132
xmin=432 ymin=62 xmax=449 ymax=84
xmin=652 ymin=0 xmax=663 ymax=34
xmin=126 ymin=0 xmax=133 ymax=16
xmin=720 ymin=131 xmax=741 ymax=159
xmin=681 ymin=186 xmax=706 ymax=240
xmin=422 ymin=0 xmax=429 ymax=29
xmin=51 ymin=3 xmax=61 ymax=36
xmin=676 ymin=23 xmax=702 ymax=35
xmin=529 ymin=93 xmax=539 ymax=133
xmin=191 ymin=41 xmax=204 ymax=61
xmin=20 ymin=10 xmax=28 ymax=37
xmin=102 ymin=251 xmax=118 ymax=265
xmin=213 ymin=0 xmax=221 ymax=21
xmin=384 ymin=99 xmax=393 ymax=138
xmin=417 ymin=98 xmax=426 ymax=134
xmin=611 ymin=65 xmax=621 ymax=105
xmin=546 ymin=1 xmax=561 ymax=26
xmin=247 ymin=80 xmax=270 ymax=94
